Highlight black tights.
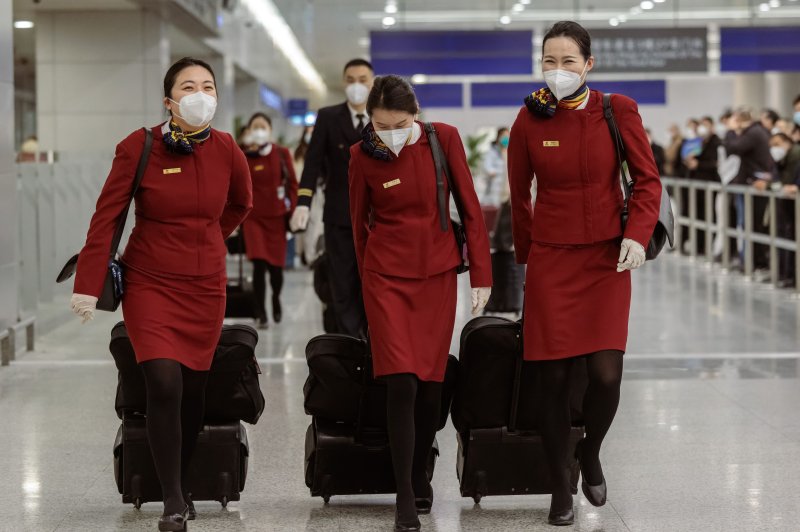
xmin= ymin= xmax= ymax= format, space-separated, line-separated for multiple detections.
xmin=252 ymin=259 xmax=284 ymax=320
xmin=384 ymin=374 xmax=442 ymax=522
xmin=141 ymin=359 xmax=209 ymax=515
xmin=538 ymin=350 xmax=623 ymax=510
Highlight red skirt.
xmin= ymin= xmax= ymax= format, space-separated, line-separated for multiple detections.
xmin=121 ymin=265 xmax=226 ymax=371
xmin=243 ymin=216 xmax=287 ymax=267
xmin=524 ymin=239 xmax=631 ymax=361
xmin=362 ymin=268 xmax=457 ymax=382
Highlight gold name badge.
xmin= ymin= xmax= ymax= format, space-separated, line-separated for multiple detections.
xmin=254 ymin=165 xmax=265 ymax=171
xmin=543 ymin=141 xmax=560 ymax=147
xmin=162 ymin=168 xmax=182 ymax=174
xmin=383 ymin=179 xmax=401 ymax=189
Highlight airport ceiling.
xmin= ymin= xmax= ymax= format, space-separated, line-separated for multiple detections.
xmin=11 ymin=0 xmax=800 ymax=97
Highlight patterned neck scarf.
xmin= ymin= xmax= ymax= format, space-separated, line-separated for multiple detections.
xmin=359 ymin=122 xmax=394 ymax=162
xmin=163 ymin=121 xmax=212 ymax=154
xmin=524 ymin=84 xmax=590 ymax=118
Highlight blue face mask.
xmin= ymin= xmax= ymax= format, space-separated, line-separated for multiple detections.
xmin=794 ymin=111 xmax=800 ymax=126
xmin=499 ymin=136 xmax=510 ymax=148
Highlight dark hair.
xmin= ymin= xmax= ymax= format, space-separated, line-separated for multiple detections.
xmin=163 ymin=57 xmax=216 ymax=99
xmin=762 ymin=108 xmax=780 ymax=124
xmin=343 ymin=58 xmax=374 ymax=75
xmin=701 ymin=116 xmax=715 ymax=124
xmin=720 ymin=108 xmax=733 ymax=121
xmin=366 ymin=75 xmax=419 ymax=116
xmin=772 ymin=132 xmax=792 ymax=144
xmin=295 ymin=125 xmax=313 ymax=162
xmin=687 ymin=118 xmax=699 ymax=127
xmin=246 ymin=112 xmax=272 ymax=128
xmin=794 ymin=94 xmax=800 ymax=106
xmin=542 ymin=21 xmax=592 ymax=60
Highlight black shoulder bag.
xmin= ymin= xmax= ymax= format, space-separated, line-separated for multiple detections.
xmin=56 ymin=127 xmax=154 ymax=310
xmin=423 ymin=122 xmax=469 ymax=274
xmin=602 ymin=94 xmax=675 ymax=260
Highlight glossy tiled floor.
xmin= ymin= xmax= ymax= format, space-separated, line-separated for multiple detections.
xmin=2 ymin=254 xmax=800 ymax=531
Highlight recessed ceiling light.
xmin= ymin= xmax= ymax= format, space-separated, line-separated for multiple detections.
xmin=609 ymin=17 xmax=620 ymax=26
xmin=385 ymin=4 xmax=398 ymax=14
xmin=14 ymin=20 xmax=34 ymax=29
xmin=641 ymin=1 xmax=655 ymax=9
xmin=769 ymin=0 xmax=780 ymax=7
xmin=520 ymin=0 xmax=531 ymax=4
xmin=759 ymin=2 xmax=770 ymax=10
xmin=382 ymin=16 xmax=396 ymax=26
xmin=512 ymin=3 xmax=524 ymax=12
xmin=411 ymin=74 xmax=428 ymax=84
xmin=499 ymin=15 xmax=511 ymax=25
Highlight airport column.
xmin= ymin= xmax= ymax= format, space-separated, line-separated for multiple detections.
xmin=0 ymin=0 xmax=18 ymax=349
xmin=35 ymin=9 xmax=170 ymax=154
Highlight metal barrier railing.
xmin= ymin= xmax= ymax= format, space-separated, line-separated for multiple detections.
xmin=661 ymin=177 xmax=799 ymax=293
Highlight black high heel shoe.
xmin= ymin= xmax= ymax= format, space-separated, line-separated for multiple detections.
xmin=414 ymin=479 xmax=433 ymax=515
xmin=394 ymin=509 xmax=421 ymax=531
xmin=575 ymin=441 xmax=607 ymax=507
xmin=185 ymin=494 xmax=196 ymax=521
xmin=158 ymin=505 xmax=189 ymax=531
xmin=272 ymin=294 xmax=282 ymax=323
xmin=547 ymin=506 xmax=575 ymax=527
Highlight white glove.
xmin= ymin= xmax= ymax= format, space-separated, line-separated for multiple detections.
xmin=289 ymin=206 xmax=310 ymax=232
xmin=71 ymin=294 xmax=98 ymax=324
xmin=471 ymin=287 xmax=492 ymax=316
xmin=617 ymin=238 xmax=646 ymax=272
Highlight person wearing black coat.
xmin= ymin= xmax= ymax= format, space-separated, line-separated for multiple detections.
xmin=724 ymin=108 xmax=774 ymax=270
xmin=684 ymin=117 xmax=721 ymax=256
xmin=289 ymin=59 xmax=375 ymax=337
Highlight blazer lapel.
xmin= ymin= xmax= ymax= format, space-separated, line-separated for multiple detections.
xmin=337 ymin=102 xmax=360 ymax=145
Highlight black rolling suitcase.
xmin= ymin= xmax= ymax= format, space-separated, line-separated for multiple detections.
xmin=109 ymin=322 xmax=261 ymax=508
xmin=114 ymin=415 xmax=249 ymax=508
xmin=225 ymin=231 xmax=256 ymax=318
xmin=484 ymin=251 xmax=525 ymax=314
xmin=453 ymin=316 xmax=586 ymax=503
xmin=302 ymin=333 xmax=454 ymax=502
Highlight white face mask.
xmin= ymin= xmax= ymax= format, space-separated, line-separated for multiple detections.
xmin=716 ymin=125 xmax=728 ymax=137
xmin=170 ymin=91 xmax=217 ymax=127
xmin=376 ymin=127 xmax=413 ymax=156
xmin=250 ymin=128 xmax=271 ymax=146
xmin=770 ymin=146 xmax=788 ymax=162
xmin=697 ymin=125 xmax=710 ymax=138
xmin=543 ymin=62 xmax=588 ymax=101
xmin=684 ymin=128 xmax=697 ymax=140
xmin=345 ymin=83 xmax=370 ymax=105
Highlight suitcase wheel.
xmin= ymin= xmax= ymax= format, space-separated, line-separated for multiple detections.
xmin=221 ymin=496 xmax=229 ymax=508
xmin=323 ymin=495 xmax=331 ymax=504
xmin=134 ymin=497 xmax=142 ymax=510
xmin=473 ymin=493 xmax=482 ymax=504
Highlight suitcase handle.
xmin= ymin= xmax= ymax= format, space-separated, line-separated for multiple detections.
xmin=508 ymin=284 xmax=525 ymax=433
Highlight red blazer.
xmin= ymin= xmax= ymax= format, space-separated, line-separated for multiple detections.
xmin=508 ymin=90 xmax=662 ymax=263
xmin=349 ymin=122 xmax=492 ymax=287
xmin=74 ymin=125 xmax=253 ymax=297
xmin=245 ymin=144 xmax=298 ymax=220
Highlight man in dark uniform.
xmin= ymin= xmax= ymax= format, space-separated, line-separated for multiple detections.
xmin=290 ymin=59 xmax=374 ymax=337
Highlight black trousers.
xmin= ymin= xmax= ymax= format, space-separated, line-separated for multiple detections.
xmin=324 ymin=223 xmax=367 ymax=338
xmin=778 ymin=198 xmax=796 ymax=281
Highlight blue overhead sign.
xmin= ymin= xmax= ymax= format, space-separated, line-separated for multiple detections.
xmin=371 ymin=30 xmax=534 ymax=76
xmin=720 ymin=26 xmax=800 ymax=72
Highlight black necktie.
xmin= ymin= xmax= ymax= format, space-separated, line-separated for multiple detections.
xmin=356 ymin=114 xmax=365 ymax=134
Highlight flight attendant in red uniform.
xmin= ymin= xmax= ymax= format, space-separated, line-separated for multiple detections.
xmin=240 ymin=112 xmax=298 ymax=328
xmin=508 ymin=22 xmax=661 ymax=526
xmin=349 ymin=75 xmax=492 ymax=531
xmin=70 ymin=57 xmax=252 ymax=531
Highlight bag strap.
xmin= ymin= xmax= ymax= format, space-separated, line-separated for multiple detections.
xmin=423 ymin=122 xmax=466 ymax=232
xmin=108 ymin=127 xmax=153 ymax=261
xmin=602 ymin=93 xmax=632 ymax=210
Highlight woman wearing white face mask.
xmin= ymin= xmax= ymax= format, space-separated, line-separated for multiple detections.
xmin=69 ymin=57 xmax=252 ymax=530
xmin=240 ymin=112 xmax=298 ymax=328
xmin=508 ymin=21 xmax=662 ymax=526
xmin=349 ymin=75 xmax=492 ymax=531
